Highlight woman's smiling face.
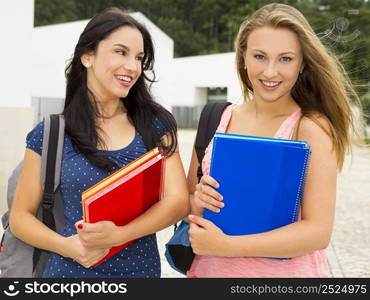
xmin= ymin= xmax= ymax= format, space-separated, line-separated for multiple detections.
xmin=83 ymin=25 xmax=145 ymax=101
xmin=244 ymin=26 xmax=304 ymax=103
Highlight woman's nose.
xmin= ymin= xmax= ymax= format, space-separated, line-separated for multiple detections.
xmin=124 ymin=58 xmax=137 ymax=72
xmin=262 ymin=62 xmax=278 ymax=78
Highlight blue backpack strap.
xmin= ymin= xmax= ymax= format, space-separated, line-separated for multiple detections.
xmin=194 ymin=101 xmax=232 ymax=181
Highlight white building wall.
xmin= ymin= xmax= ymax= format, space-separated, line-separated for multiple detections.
xmin=0 ymin=0 xmax=35 ymax=214
xmin=131 ymin=12 xmax=174 ymax=110
xmin=31 ymin=21 xmax=85 ymax=99
xmin=171 ymin=52 xmax=243 ymax=106
xmin=0 ymin=0 xmax=34 ymax=108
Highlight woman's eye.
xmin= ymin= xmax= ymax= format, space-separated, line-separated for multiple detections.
xmin=281 ymin=56 xmax=292 ymax=62
xmin=136 ymin=56 xmax=144 ymax=61
xmin=254 ymin=54 xmax=265 ymax=60
xmin=116 ymin=50 xmax=126 ymax=55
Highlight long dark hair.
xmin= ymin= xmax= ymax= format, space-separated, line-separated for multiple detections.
xmin=63 ymin=7 xmax=177 ymax=171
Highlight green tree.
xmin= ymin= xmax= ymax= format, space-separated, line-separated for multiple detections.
xmin=34 ymin=0 xmax=369 ymax=92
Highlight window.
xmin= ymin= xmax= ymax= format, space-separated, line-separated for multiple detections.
xmin=207 ymin=87 xmax=227 ymax=102
xmin=32 ymin=97 xmax=64 ymax=124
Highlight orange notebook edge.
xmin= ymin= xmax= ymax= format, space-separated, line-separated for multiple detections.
xmin=82 ymin=147 xmax=164 ymax=222
xmin=159 ymin=152 xmax=166 ymax=201
xmin=82 ymin=147 xmax=161 ymax=202
xmin=83 ymin=152 xmax=165 ymax=222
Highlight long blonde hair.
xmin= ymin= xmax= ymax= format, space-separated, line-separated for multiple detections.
xmin=235 ymin=3 xmax=361 ymax=170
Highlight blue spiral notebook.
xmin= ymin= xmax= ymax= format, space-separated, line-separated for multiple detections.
xmin=204 ymin=133 xmax=311 ymax=238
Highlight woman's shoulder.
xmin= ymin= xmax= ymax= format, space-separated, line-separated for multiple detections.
xmin=152 ymin=116 xmax=171 ymax=137
xmin=298 ymin=114 xmax=333 ymax=146
xmin=26 ymin=121 xmax=45 ymax=156
xmin=27 ymin=120 xmax=45 ymax=135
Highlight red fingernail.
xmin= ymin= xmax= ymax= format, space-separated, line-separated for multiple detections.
xmin=77 ymin=224 xmax=83 ymax=229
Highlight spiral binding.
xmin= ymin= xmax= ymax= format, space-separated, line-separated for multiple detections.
xmin=291 ymin=145 xmax=311 ymax=223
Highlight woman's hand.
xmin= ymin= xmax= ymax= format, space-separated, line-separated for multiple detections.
xmin=62 ymin=235 xmax=110 ymax=268
xmin=75 ymin=220 xmax=125 ymax=249
xmin=188 ymin=214 xmax=230 ymax=256
xmin=190 ymin=175 xmax=224 ymax=216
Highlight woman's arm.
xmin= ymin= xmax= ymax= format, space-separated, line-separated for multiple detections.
xmin=9 ymin=149 xmax=109 ymax=268
xmin=189 ymin=117 xmax=337 ymax=258
xmin=186 ymin=146 xmax=224 ymax=217
xmin=77 ymin=143 xmax=190 ymax=249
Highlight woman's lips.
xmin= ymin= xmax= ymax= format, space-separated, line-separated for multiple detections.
xmin=259 ymin=80 xmax=282 ymax=91
xmin=115 ymin=75 xmax=133 ymax=87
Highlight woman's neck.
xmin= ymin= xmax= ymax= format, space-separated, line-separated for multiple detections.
xmin=246 ymin=93 xmax=299 ymax=120
xmin=88 ymin=91 xmax=125 ymax=119
xmin=87 ymin=83 xmax=126 ymax=118
xmin=97 ymin=99 xmax=124 ymax=119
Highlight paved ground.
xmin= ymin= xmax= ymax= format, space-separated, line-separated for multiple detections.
xmin=326 ymin=146 xmax=370 ymax=277
xmin=158 ymin=129 xmax=370 ymax=278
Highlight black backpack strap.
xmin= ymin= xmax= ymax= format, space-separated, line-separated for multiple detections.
xmin=33 ymin=114 xmax=64 ymax=271
xmin=42 ymin=114 xmax=61 ymax=230
xmin=170 ymin=101 xmax=230 ymax=270
xmin=194 ymin=101 xmax=232 ymax=181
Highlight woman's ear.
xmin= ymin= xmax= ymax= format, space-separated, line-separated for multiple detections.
xmin=81 ymin=53 xmax=92 ymax=68
xmin=243 ymin=54 xmax=248 ymax=70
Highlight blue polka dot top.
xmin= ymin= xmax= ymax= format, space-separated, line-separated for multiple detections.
xmin=25 ymin=119 xmax=167 ymax=278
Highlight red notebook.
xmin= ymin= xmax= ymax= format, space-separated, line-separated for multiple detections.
xmin=82 ymin=147 xmax=166 ymax=266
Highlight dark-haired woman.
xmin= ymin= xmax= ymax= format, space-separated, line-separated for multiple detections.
xmin=9 ymin=7 xmax=189 ymax=278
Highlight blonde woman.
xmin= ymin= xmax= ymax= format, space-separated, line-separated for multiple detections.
xmin=186 ymin=3 xmax=359 ymax=277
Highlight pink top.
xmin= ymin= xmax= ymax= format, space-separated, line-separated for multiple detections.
xmin=187 ymin=104 xmax=329 ymax=278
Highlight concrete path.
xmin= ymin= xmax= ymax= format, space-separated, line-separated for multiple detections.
xmin=327 ymin=146 xmax=370 ymax=277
